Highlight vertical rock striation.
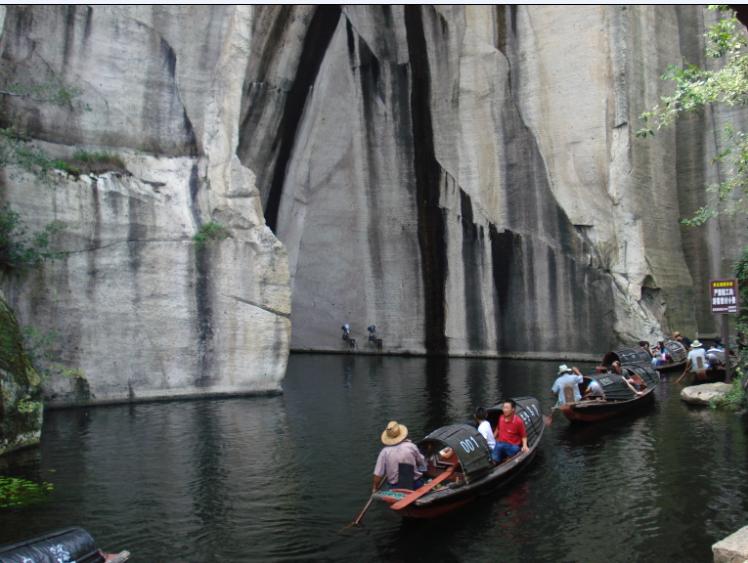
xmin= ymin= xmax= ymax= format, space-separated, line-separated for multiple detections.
xmin=0 ymin=6 xmax=290 ymax=406
xmin=1 ymin=4 xmax=745 ymax=402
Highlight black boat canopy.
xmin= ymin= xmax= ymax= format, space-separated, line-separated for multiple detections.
xmin=419 ymin=424 xmax=493 ymax=482
xmin=609 ymin=347 xmax=651 ymax=366
xmin=591 ymin=365 xmax=660 ymax=401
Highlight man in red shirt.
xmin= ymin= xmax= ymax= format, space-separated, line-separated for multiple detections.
xmin=491 ymin=399 xmax=529 ymax=463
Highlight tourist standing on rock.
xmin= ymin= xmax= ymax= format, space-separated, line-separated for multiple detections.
xmin=372 ymin=421 xmax=425 ymax=492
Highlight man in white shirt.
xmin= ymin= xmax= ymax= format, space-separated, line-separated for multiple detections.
xmin=551 ymin=364 xmax=584 ymax=406
xmin=682 ymin=340 xmax=707 ymax=381
xmin=474 ymin=407 xmax=495 ymax=449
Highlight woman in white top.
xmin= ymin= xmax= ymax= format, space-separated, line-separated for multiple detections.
xmin=474 ymin=407 xmax=496 ymax=449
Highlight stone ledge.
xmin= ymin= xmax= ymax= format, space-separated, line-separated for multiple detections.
xmin=681 ymin=383 xmax=733 ymax=406
xmin=44 ymin=388 xmax=283 ymax=410
xmin=713 ymin=524 xmax=748 ymax=563
xmin=290 ymin=347 xmax=601 ymax=363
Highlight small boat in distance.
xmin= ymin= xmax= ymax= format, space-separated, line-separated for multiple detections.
xmin=373 ymin=396 xmax=544 ymax=518
xmin=650 ymin=340 xmax=688 ymax=372
xmin=558 ymin=365 xmax=660 ymax=423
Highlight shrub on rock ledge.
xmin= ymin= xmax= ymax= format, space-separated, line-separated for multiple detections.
xmin=0 ymin=291 xmax=43 ymax=456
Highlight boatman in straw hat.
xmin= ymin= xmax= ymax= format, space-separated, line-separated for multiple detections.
xmin=681 ymin=339 xmax=707 ymax=382
xmin=551 ymin=364 xmax=584 ymax=406
xmin=372 ymin=421 xmax=426 ymax=493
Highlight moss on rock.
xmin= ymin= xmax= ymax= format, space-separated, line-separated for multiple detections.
xmin=0 ymin=291 xmax=43 ymax=456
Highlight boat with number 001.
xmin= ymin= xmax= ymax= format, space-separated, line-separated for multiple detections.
xmin=373 ymin=396 xmax=544 ymax=518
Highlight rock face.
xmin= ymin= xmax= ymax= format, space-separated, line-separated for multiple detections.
xmin=0 ymin=6 xmax=291 ymax=405
xmin=0 ymin=291 xmax=43 ymax=455
xmin=238 ymin=5 xmax=747 ymax=355
xmin=680 ymin=382 xmax=733 ymax=406
xmin=0 ymin=6 xmax=746 ymax=403
xmin=713 ymin=525 xmax=748 ymax=563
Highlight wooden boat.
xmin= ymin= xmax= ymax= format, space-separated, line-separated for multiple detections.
xmin=558 ymin=365 xmax=660 ymax=423
xmin=600 ymin=341 xmax=686 ymax=373
xmin=601 ymin=346 xmax=651 ymax=367
xmin=0 ymin=527 xmax=129 ymax=563
xmin=373 ymin=396 xmax=543 ymax=519
xmin=650 ymin=340 xmax=688 ymax=372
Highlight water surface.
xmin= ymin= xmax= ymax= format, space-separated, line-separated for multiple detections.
xmin=1 ymin=354 xmax=747 ymax=562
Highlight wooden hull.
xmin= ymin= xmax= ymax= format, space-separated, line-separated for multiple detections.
xmin=656 ymin=359 xmax=687 ymax=373
xmin=559 ymin=388 xmax=655 ymax=423
xmin=691 ymin=368 xmax=727 ymax=384
xmin=378 ymin=448 xmax=539 ymax=519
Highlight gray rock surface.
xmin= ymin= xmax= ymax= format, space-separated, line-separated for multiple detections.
xmin=680 ymin=382 xmax=733 ymax=406
xmin=0 ymin=6 xmax=290 ymax=405
xmin=713 ymin=525 xmax=748 ymax=563
xmin=238 ymin=5 xmax=747 ymax=355
xmin=0 ymin=6 xmax=745 ymax=404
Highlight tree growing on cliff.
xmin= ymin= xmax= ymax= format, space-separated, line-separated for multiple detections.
xmin=637 ymin=5 xmax=748 ymax=226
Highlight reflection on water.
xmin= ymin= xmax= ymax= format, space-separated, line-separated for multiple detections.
xmin=0 ymin=354 xmax=747 ymax=562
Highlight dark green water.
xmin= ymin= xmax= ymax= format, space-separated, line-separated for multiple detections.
xmin=1 ymin=354 xmax=747 ymax=562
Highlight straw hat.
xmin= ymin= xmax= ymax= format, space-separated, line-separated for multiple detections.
xmin=381 ymin=420 xmax=408 ymax=446
xmin=691 ymin=340 xmax=703 ymax=349
xmin=557 ymin=364 xmax=572 ymax=375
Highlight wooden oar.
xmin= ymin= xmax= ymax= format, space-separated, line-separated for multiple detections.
xmin=390 ymin=465 xmax=456 ymax=511
xmin=543 ymin=406 xmax=559 ymax=427
xmin=675 ymin=369 xmax=690 ymax=384
xmin=344 ymin=478 xmax=387 ymax=530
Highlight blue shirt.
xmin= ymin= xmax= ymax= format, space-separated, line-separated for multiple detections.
xmin=551 ymin=373 xmax=584 ymax=405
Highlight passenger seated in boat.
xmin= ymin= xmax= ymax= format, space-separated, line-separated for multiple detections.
xmin=651 ymin=341 xmax=670 ymax=367
xmin=474 ymin=407 xmax=496 ymax=450
xmin=624 ymin=371 xmax=645 ymax=390
xmin=610 ymin=361 xmax=623 ymax=375
xmin=706 ymin=339 xmax=725 ymax=368
xmin=639 ymin=341 xmax=653 ymax=358
xmin=551 ymin=364 xmax=584 ymax=405
xmin=491 ymin=399 xmax=529 ymax=464
xmin=583 ymin=378 xmax=605 ymax=400
xmin=372 ymin=420 xmax=426 ymax=493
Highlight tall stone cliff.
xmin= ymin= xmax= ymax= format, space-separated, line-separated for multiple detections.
xmin=0 ymin=6 xmax=744 ymax=404
xmin=0 ymin=6 xmax=291 ymax=405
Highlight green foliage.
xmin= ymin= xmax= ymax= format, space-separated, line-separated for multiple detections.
xmin=637 ymin=5 xmax=748 ymax=226
xmin=16 ymin=396 xmax=41 ymax=415
xmin=0 ymin=476 xmax=53 ymax=509
xmin=594 ymin=239 xmax=617 ymax=273
xmin=0 ymin=80 xmax=84 ymax=108
xmin=0 ymin=128 xmax=75 ymax=178
xmin=712 ymin=246 xmax=748 ymax=410
xmin=21 ymin=326 xmax=85 ymax=382
xmin=0 ymin=130 xmax=126 ymax=178
xmin=0 ymin=206 xmax=63 ymax=273
xmin=193 ymin=221 xmax=230 ymax=247
xmin=66 ymin=150 xmax=126 ymax=175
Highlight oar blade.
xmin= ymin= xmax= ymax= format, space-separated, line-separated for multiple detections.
xmin=390 ymin=466 xmax=455 ymax=511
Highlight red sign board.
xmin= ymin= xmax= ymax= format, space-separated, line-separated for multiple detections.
xmin=710 ymin=279 xmax=739 ymax=314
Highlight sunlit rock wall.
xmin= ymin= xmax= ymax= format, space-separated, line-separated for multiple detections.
xmin=238 ymin=5 xmax=747 ymax=356
xmin=1 ymin=5 xmax=744 ymax=385
xmin=0 ymin=6 xmax=290 ymax=405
